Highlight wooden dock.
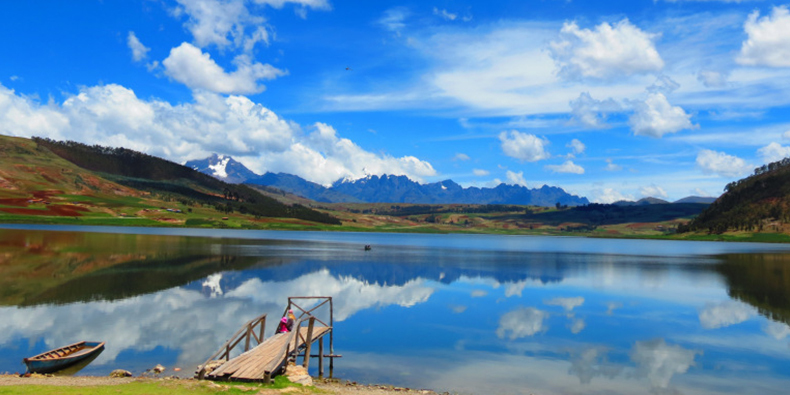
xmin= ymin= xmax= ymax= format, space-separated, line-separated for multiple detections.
xmin=197 ymin=297 xmax=338 ymax=382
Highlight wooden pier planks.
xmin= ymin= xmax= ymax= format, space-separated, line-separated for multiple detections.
xmin=207 ymin=326 xmax=331 ymax=381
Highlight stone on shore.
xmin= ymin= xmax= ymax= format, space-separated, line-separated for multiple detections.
xmin=284 ymin=364 xmax=312 ymax=386
xmin=109 ymin=369 xmax=132 ymax=378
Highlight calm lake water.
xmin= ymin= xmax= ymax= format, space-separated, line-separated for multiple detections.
xmin=2 ymin=225 xmax=790 ymax=394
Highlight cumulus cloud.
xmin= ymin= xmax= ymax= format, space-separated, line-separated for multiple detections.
xmin=499 ymin=131 xmax=550 ymax=162
xmin=764 ymin=320 xmax=790 ymax=340
xmin=567 ymin=138 xmax=586 ymax=155
xmin=127 ymin=31 xmax=150 ymax=62
xmin=545 ymin=160 xmax=585 ymax=174
xmin=737 ymin=6 xmax=790 ymax=67
xmin=472 ymin=169 xmax=490 ymax=176
xmin=569 ymin=317 xmax=586 ymax=334
xmin=453 ymin=153 xmax=470 ymax=161
xmin=758 ymin=142 xmax=790 ymax=163
xmin=699 ymin=300 xmax=756 ymax=329
xmin=569 ymin=348 xmax=622 ymax=384
xmin=496 ymin=307 xmax=548 ymax=339
xmin=253 ymin=0 xmax=330 ymax=9
xmin=378 ymin=7 xmax=409 ymax=35
xmin=696 ymin=149 xmax=752 ymax=178
xmin=0 ymin=82 xmax=435 ymax=186
xmin=590 ymin=188 xmax=634 ymax=204
xmin=162 ymin=43 xmax=286 ymax=94
xmin=630 ymin=339 xmax=699 ymax=391
xmin=505 ymin=170 xmax=528 ymax=187
xmin=549 ymin=19 xmax=664 ymax=80
xmin=433 ymin=8 xmax=456 ymax=21
xmin=697 ymin=70 xmax=728 ymax=88
xmin=544 ymin=297 xmax=584 ymax=312
xmin=174 ymin=0 xmax=264 ymax=51
xmin=629 ymin=93 xmax=695 ymax=138
xmin=604 ymin=158 xmax=622 ymax=172
xmin=639 ymin=185 xmax=668 ymax=199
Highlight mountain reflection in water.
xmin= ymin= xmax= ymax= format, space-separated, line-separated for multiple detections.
xmin=1 ymin=226 xmax=790 ymax=395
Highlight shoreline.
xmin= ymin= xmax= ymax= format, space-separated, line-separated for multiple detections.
xmin=2 ymin=220 xmax=790 ymax=244
xmin=0 ymin=375 xmax=451 ymax=395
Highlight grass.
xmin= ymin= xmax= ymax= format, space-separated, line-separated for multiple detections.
xmin=0 ymin=376 xmax=315 ymax=395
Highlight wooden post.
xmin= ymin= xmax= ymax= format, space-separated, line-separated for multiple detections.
xmin=329 ymin=297 xmax=334 ymax=374
xmin=245 ymin=323 xmax=252 ymax=351
xmin=303 ymin=317 xmax=315 ymax=369
xmin=260 ymin=316 xmax=266 ymax=344
xmin=318 ymin=337 xmax=324 ymax=377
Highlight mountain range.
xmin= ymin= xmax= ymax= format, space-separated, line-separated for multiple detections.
xmin=186 ymin=154 xmax=590 ymax=206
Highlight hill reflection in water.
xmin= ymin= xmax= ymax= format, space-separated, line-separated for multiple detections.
xmin=1 ymin=227 xmax=790 ymax=395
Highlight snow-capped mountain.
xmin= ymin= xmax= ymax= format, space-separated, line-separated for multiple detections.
xmin=188 ymin=154 xmax=589 ymax=206
xmin=184 ymin=154 xmax=259 ymax=184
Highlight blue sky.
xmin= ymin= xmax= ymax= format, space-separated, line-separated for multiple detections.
xmin=2 ymin=0 xmax=790 ymax=202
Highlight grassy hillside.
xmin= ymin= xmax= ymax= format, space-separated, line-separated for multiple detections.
xmin=0 ymin=135 xmax=340 ymax=227
xmin=681 ymin=158 xmax=790 ymax=235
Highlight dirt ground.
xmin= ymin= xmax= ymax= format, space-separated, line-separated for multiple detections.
xmin=0 ymin=375 xmax=445 ymax=395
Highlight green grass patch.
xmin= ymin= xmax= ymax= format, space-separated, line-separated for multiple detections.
xmin=0 ymin=377 xmax=313 ymax=395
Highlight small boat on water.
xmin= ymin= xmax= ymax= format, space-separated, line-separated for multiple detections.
xmin=23 ymin=341 xmax=105 ymax=374
xmin=364 ymin=244 xmax=371 ymax=251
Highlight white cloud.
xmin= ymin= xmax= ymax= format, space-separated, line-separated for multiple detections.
xmin=433 ymin=8 xmax=457 ymax=21
xmin=453 ymin=153 xmax=470 ymax=161
xmin=629 ymin=93 xmax=696 ymax=138
xmin=174 ymin=0 xmax=264 ymax=51
xmin=590 ymin=188 xmax=634 ymax=204
xmin=268 ymin=122 xmax=437 ymax=185
xmin=253 ymin=0 xmax=330 ymax=9
xmin=569 ymin=92 xmax=621 ymax=128
xmin=127 ymin=31 xmax=150 ymax=62
xmin=630 ymin=339 xmax=699 ymax=391
xmin=9 ymin=75 xmax=19 ymax=81
xmin=568 ymin=348 xmax=622 ymax=384
xmin=698 ymin=300 xmax=757 ymax=329
xmin=472 ymin=169 xmax=490 ymax=176
xmin=696 ymin=149 xmax=752 ymax=178
xmin=505 ymin=170 xmax=528 ymax=187
xmin=545 ymin=160 xmax=585 ymax=174
xmin=737 ymin=6 xmax=790 ymax=67
xmin=758 ymin=142 xmax=790 ymax=163
xmin=0 ymin=82 xmax=435 ymax=186
xmin=496 ymin=307 xmax=548 ymax=339
xmin=567 ymin=138 xmax=586 ymax=155
xmin=569 ymin=318 xmax=586 ymax=334
xmin=763 ymin=320 xmax=790 ymax=340
xmin=639 ymin=185 xmax=668 ymax=199
xmin=784 ymin=130 xmax=790 ymax=140
xmin=549 ymin=19 xmax=664 ymax=80
xmin=499 ymin=131 xmax=550 ymax=162
xmin=604 ymin=159 xmax=622 ymax=172
xmin=544 ymin=297 xmax=584 ymax=312
xmin=162 ymin=42 xmax=286 ymax=94
xmin=378 ymin=7 xmax=409 ymax=35
xmin=470 ymin=290 xmax=488 ymax=298
xmin=697 ymin=70 xmax=728 ymax=88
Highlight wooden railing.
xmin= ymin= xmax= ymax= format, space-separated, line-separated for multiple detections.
xmin=197 ymin=313 xmax=267 ymax=379
xmin=285 ymin=296 xmax=335 ymax=375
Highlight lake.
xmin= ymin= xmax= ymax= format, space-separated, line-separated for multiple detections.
xmin=2 ymin=225 xmax=790 ymax=394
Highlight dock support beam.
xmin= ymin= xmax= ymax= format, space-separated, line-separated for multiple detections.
xmin=303 ymin=317 xmax=315 ymax=369
xmin=318 ymin=337 xmax=324 ymax=377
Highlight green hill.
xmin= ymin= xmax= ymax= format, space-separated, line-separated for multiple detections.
xmin=681 ymin=158 xmax=790 ymax=235
xmin=0 ymin=135 xmax=340 ymax=226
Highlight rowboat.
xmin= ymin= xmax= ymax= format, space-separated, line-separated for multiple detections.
xmin=23 ymin=341 xmax=105 ymax=374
